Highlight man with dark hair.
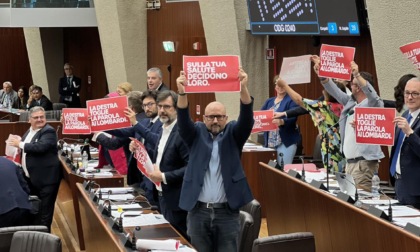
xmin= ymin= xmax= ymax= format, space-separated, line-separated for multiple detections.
xmin=314 ymin=57 xmax=384 ymax=187
xmin=27 ymin=86 xmax=53 ymax=111
xmin=58 ymin=63 xmax=82 ymax=108
xmin=129 ymin=90 xmax=188 ymax=238
xmin=176 ymin=68 xmax=254 ymax=251
xmin=7 ymin=106 xmax=60 ymax=232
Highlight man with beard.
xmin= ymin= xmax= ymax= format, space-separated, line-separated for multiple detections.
xmin=129 ymin=90 xmax=189 ymax=238
xmin=176 ymin=68 xmax=254 ymax=252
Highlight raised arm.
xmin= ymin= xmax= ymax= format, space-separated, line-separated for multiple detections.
xmin=238 ymin=67 xmax=252 ymax=104
xmin=275 ymin=77 xmax=304 ymax=108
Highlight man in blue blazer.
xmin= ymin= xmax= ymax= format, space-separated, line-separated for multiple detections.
xmin=7 ymin=106 xmax=61 ymax=232
xmin=176 ymin=68 xmax=254 ymax=252
xmin=129 ymin=90 xmax=189 ymax=239
xmin=390 ymin=77 xmax=420 ymax=209
xmin=0 ymin=157 xmax=32 ymax=227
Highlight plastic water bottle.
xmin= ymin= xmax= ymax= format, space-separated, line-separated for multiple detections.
xmin=371 ymin=172 xmax=380 ymax=200
xmin=81 ymin=152 xmax=88 ymax=171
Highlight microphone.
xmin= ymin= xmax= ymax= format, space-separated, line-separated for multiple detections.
xmin=279 ymin=153 xmax=284 ymax=171
xmin=89 ymin=181 xmax=101 ymax=203
xmin=81 ymin=138 xmax=92 ymax=160
xmin=324 ymin=109 xmax=355 ymax=191
xmin=379 ymin=190 xmax=393 ymax=222
xmin=56 ymin=125 xmax=61 ymax=136
xmin=300 ymin=156 xmax=306 ymax=182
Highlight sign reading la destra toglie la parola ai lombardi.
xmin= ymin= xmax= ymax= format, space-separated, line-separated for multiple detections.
xmin=183 ymin=55 xmax=241 ymax=93
xmin=354 ymin=107 xmax=396 ymax=146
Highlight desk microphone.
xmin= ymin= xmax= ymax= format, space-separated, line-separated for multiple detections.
xmin=279 ymin=153 xmax=284 ymax=171
xmin=379 ymin=190 xmax=393 ymax=222
xmin=324 ymin=109 xmax=354 ymax=191
xmin=300 ymin=156 xmax=306 ymax=182
xmin=81 ymin=138 xmax=92 ymax=160
xmin=336 ymin=172 xmax=360 ymax=207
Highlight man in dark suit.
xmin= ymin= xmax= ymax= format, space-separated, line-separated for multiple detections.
xmin=58 ymin=63 xmax=82 ymax=107
xmin=176 ymin=68 xmax=254 ymax=251
xmin=129 ymin=90 xmax=188 ymax=239
xmin=0 ymin=157 xmax=32 ymax=228
xmin=0 ymin=81 xmax=19 ymax=109
xmin=390 ymin=77 xmax=420 ymax=209
xmin=27 ymin=86 xmax=53 ymax=111
xmin=7 ymin=106 xmax=61 ymax=232
xmin=147 ymin=67 xmax=169 ymax=91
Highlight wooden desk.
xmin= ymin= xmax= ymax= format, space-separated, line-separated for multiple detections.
xmin=259 ymin=162 xmax=420 ymax=252
xmin=76 ymin=183 xmax=190 ymax=252
xmin=58 ymin=155 xmax=124 ymax=251
xmin=241 ymin=149 xmax=276 ymax=217
xmin=0 ymin=109 xmax=20 ymax=122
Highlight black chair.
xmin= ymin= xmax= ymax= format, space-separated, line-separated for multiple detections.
xmin=238 ymin=211 xmax=254 ymax=252
xmin=252 ymin=232 xmax=315 ymax=252
xmin=240 ymin=200 xmax=261 ymax=252
xmin=52 ymin=103 xmax=67 ymax=111
xmin=9 ymin=231 xmax=62 ymax=252
xmin=0 ymin=226 xmax=48 ymax=252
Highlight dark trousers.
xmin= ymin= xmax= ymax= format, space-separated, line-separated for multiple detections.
xmin=395 ymin=179 xmax=420 ymax=209
xmin=0 ymin=208 xmax=31 ymax=228
xmin=27 ymin=180 xmax=60 ymax=232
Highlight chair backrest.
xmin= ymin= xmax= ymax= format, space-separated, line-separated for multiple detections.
xmin=45 ymin=110 xmax=62 ymax=121
xmin=252 ymin=232 xmax=315 ymax=252
xmin=19 ymin=111 xmax=29 ymax=122
xmin=240 ymin=199 xmax=262 ymax=252
xmin=0 ymin=226 xmax=48 ymax=252
xmin=9 ymin=231 xmax=62 ymax=252
xmin=52 ymin=103 xmax=67 ymax=111
xmin=238 ymin=210 xmax=254 ymax=252
xmin=312 ymin=136 xmax=322 ymax=161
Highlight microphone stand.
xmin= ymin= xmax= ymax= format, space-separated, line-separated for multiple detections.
xmin=379 ymin=190 xmax=393 ymax=221
xmin=300 ymin=156 xmax=306 ymax=182
xmin=279 ymin=153 xmax=284 ymax=171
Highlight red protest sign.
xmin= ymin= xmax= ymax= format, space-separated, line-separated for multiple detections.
xmin=355 ymin=107 xmax=396 ymax=146
xmin=62 ymin=108 xmax=91 ymax=134
xmin=183 ymin=55 xmax=240 ymax=93
xmin=279 ymin=55 xmax=311 ymax=85
xmin=319 ymin=44 xmax=355 ymax=81
xmin=130 ymin=138 xmax=160 ymax=187
xmin=400 ymin=40 xmax=420 ymax=71
xmin=252 ymin=110 xmax=278 ymax=134
xmin=86 ymin=96 xmax=131 ymax=132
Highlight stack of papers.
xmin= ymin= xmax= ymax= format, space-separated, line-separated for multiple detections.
xmin=100 ymin=187 xmax=133 ymax=194
xmin=123 ymin=213 xmax=169 ymax=227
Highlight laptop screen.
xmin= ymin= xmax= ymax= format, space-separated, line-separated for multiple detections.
xmin=335 ymin=172 xmax=356 ymax=198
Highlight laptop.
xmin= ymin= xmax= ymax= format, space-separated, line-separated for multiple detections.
xmin=335 ymin=172 xmax=357 ymax=198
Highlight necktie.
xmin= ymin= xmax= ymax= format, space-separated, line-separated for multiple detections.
xmin=67 ymin=77 xmax=71 ymax=88
xmin=390 ymin=113 xmax=413 ymax=176
xmin=148 ymin=120 xmax=154 ymax=128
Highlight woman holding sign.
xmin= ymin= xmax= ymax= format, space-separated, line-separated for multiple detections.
xmin=261 ymin=75 xmax=300 ymax=165
xmin=275 ymin=76 xmax=347 ymax=172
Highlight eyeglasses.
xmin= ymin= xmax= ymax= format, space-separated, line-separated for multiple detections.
xmin=157 ymin=104 xmax=173 ymax=110
xmin=404 ymin=91 xmax=420 ymax=98
xmin=31 ymin=116 xmax=45 ymax=120
xmin=142 ymin=102 xmax=156 ymax=108
xmin=204 ymin=115 xmax=226 ymax=121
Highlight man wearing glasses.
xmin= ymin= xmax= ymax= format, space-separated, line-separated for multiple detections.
xmin=6 ymin=106 xmax=60 ymax=232
xmin=390 ymin=77 xmax=420 ymax=209
xmin=58 ymin=63 xmax=82 ymax=108
xmin=176 ymin=68 xmax=254 ymax=251
xmin=314 ymin=56 xmax=384 ymax=188
xmin=129 ymin=90 xmax=189 ymax=239
xmin=27 ymin=86 xmax=53 ymax=111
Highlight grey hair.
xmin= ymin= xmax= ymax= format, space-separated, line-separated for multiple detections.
xmin=3 ymin=81 xmax=12 ymax=88
xmin=147 ymin=67 xmax=163 ymax=79
xmin=29 ymin=106 xmax=45 ymax=117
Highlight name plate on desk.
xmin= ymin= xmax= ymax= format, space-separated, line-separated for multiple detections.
xmin=310 ymin=180 xmax=328 ymax=191
xmin=367 ymin=206 xmax=391 ymax=221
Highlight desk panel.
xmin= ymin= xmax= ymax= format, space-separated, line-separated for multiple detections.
xmin=259 ymin=162 xmax=420 ymax=252
xmin=76 ymin=183 xmax=191 ymax=251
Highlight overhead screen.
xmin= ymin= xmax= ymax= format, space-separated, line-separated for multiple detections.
xmin=247 ymin=0 xmax=361 ymax=36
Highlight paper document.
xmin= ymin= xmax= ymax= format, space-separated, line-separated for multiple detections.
xmin=105 ymin=194 xmax=135 ymax=201
xmin=100 ymin=187 xmax=133 ymax=194
xmin=111 ymin=204 xmax=142 ymax=210
xmin=375 ymin=205 xmax=420 ymax=217
xmin=361 ymin=199 xmax=399 ymax=205
xmin=123 ymin=213 xmax=169 ymax=227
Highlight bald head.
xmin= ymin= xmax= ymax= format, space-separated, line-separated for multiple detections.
xmin=204 ymin=101 xmax=228 ymax=136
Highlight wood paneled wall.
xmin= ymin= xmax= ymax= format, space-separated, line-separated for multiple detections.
xmin=147 ymin=1 xmax=214 ymax=117
xmin=0 ymin=28 xmax=33 ymax=89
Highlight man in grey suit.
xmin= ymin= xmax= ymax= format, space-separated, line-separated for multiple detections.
xmin=0 ymin=81 xmax=19 ymax=109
